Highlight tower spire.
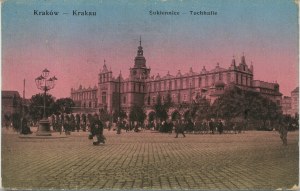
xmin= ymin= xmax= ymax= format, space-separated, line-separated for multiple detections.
xmin=139 ymin=36 xmax=141 ymax=46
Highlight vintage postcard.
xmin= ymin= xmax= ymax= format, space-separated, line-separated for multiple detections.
xmin=1 ymin=0 xmax=299 ymax=190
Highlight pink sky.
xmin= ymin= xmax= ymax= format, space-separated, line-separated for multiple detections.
xmin=2 ymin=0 xmax=298 ymax=99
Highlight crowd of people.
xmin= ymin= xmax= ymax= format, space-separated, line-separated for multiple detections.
xmin=158 ymin=119 xmax=243 ymax=135
xmin=4 ymin=111 xmax=295 ymax=146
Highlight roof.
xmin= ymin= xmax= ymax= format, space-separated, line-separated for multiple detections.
xmin=2 ymin=91 xmax=21 ymax=98
xmin=291 ymin=87 xmax=299 ymax=93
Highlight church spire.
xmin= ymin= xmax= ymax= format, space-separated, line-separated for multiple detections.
xmin=231 ymin=55 xmax=236 ymax=66
xmin=137 ymin=36 xmax=143 ymax=56
xmin=134 ymin=36 xmax=146 ymax=68
xmin=139 ymin=35 xmax=141 ymax=46
xmin=241 ymin=52 xmax=246 ymax=65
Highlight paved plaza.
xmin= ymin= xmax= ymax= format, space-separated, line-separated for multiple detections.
xmin=2 ymin=128 xmax=299 ymax=190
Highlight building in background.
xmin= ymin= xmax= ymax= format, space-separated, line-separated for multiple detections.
xmin=2 ymin=91 xmax=22 ymax=120
xmin=279 ymin=87 xmax=299 ymax=117
xmin=291 ymin=87 xmax=299 ymax=116
xmin=71 ymin=39 xmax=283 ymax=115
xmin=281 ymin=96 xmax=292 ymax=116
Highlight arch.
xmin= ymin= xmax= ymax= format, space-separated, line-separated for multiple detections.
xmin=148 ymin=111 xmax=156 ymax=122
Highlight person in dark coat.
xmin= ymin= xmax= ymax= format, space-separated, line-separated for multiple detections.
xmin=167 ymin=119 xmax=174 ymax=134
xmin=218 ymin=120 xmax=223 ymax=134
xmin=175 ymin=119 xmax=185 ymax=138
xmin=278 ymin=119 xmax=288 ymax=146
xmin=209 ymin=119 xmax=215 ymax=134
xmin=20 ymin=118 xmax=32 ymax=135
xmin=116 ymin=118 xmax=122 ymax=134
xmin=91 ymin=119 xmax=105 ymax=145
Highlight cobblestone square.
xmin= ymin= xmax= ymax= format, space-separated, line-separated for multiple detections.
xmin=2 ymin=129 xmax=299 ymax=190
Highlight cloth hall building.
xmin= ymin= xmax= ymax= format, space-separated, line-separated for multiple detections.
xmin=70 ymin=39 xmax=282 ymax=115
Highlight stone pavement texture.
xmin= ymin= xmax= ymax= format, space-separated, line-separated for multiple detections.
xmin=1 ymin=128 xmax=299 ymax=190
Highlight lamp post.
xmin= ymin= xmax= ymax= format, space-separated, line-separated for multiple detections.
xmin=35 ymin=69 xmax=57 ymax=136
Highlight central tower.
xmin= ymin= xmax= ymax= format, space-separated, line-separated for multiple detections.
xmin=130 ymin=36 xmax=150 ymax=80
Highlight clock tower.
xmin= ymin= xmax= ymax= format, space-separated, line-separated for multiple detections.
xmin=130 ymin=36 xmax=151 ymax=80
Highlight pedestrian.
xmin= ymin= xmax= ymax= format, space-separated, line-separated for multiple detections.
xmin=175 ymin=119 xmax=185 ymax=138
xmin=168 ymin=119 xmax=174 ymax=134
xmin=218 ymin=120 xmax=223 ymax=134
xmin=125 ymin=121 xmax=129 ymax=132
xmin=20 ymin=117 xmax=32 ymax=135
xmin=209 ymin=119 xmax=215 ymax=134
xmin=278 ymin=119 xmax=288 ymax=146
xmin=117 ymin=118 xmax=122 ymax=134
xmin=91 ymin=118 xmax=105 ymax=145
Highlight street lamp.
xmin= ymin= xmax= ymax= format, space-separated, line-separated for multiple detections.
xmin=35 ymin=69 xmax=57 ymax=136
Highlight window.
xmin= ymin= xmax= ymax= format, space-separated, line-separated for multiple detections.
xmin=147 ymin=96 xmax=150 ymax=105
xmin=123 ymin=96 xmax=126 ymax=104
xmin=192 ymin=78 xmax=195 ymax=87
xmin=227 ymin=73 xmax=231 ymax=83
xmin=152 ymin=96 xmax=156 ymax=104
xmin=198 ymin=77 xmax=202 ymax=87
xmin=180 ymin=79 xmax=183 ymax=88
xmin=89 ymin=101 xmax=92 ymax=108
xmin=183 ymin=94 xmax=187 ymax=101
xmin=102 ymin=92 xmax=107 ymax=104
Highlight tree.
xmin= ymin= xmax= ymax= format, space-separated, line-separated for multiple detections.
xmin=12 ymin=112 xmax=21 ymax=131
xmin=211 ymin=86 xmax=282 ymax=130
xmin=129 ymin=105 xmax=146 ymax=124
xmin=75 ymin=114 xmax=81 ymax=131
xmin=112 ymin=109 xmax=127 ymax=122
xmin=190 ymin=95 xmax=211 ymax=121
xmin=99 ymin=106 xmax=110 ymax=122
xmin=53 ymin=98 xmax=75 ymax=115
xmin=70 ymin=114 xmax=76 ymax=131
xmin=3 ymin=114 xmax=11 ymax=128
xmin=148 ymin=111 xmax=156 ymax=123
xmin=29 ymin=93 xmax=56 ymax=122
xmin=192 ymin=97 xmax=211 ymax=120
xmin=153 ymin=93 xmax=172 ymax=122
xmin=171 ymin=110 xmax=181 ymax=121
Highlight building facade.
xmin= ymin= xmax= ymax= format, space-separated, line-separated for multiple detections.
xmin=2 ymin=91 xmax=22 ymax=120
xmin=291 ymin=87 xmax=299 ymax=116
xmin=71 ymin=39 xmax=282 ymax=115
xmin=281 ymin=96 xmax=292 ymax=116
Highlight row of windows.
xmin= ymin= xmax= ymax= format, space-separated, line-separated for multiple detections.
xmin=99 ymin=73 xmax=111 ymax=83
xmin=82 ymin=101 xmax=97 ymax=108
xmin=147 ymin=73 xmax=252 ymax=92
xmin=146 ymin=94 xmax=189 ymax=105
xmin=235 ymin=74 xmax=252 ymax=86
xmin=72 ymin=91 xmax=97 ymax=101
xmin=114 ymin=83 xmax=145 ymax=93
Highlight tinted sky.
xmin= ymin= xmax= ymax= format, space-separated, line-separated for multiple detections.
xmin=2 ymin=0 xmax=298 ymax=99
